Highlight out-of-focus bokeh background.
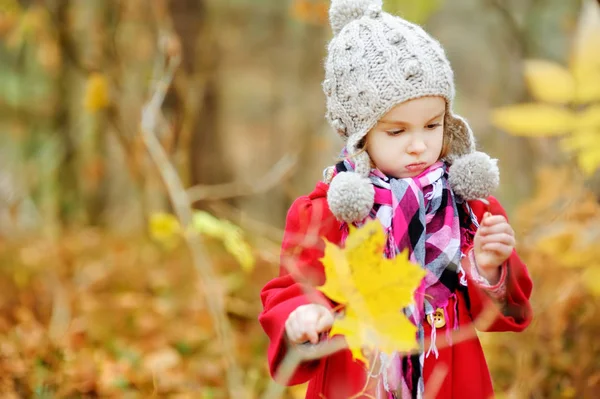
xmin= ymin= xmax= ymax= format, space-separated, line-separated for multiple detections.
xmin=0 ymin=0 xmax=599 ymax=397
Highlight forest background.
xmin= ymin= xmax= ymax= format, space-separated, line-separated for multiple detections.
xmin=0 ymin=0 xmax=599 ymax=397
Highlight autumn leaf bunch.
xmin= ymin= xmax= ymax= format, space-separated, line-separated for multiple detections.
xmin=317 ymin=220 xmax=426 ymax=365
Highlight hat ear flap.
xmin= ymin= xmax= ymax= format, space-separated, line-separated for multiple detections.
xmin=444 ymin=113 xmax=476 ymax=163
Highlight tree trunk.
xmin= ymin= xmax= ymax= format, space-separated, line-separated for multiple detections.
xmin=53 ymin=0 xmax=80 ymax=227
xmin=167 ymin=0 xmax=231 ymax=192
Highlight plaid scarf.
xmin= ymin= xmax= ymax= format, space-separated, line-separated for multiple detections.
xmin=330 ymin=159 xmax=478 ymax=399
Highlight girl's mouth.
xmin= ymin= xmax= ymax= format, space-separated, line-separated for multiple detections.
xmin=405 ymin=162 xmax=426 ymax=172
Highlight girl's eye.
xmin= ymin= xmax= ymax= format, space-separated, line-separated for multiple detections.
xmin=386 ymin=129 xmax=405 ymax=136
xmin=426 ymin=123 xmax=442 ymax=130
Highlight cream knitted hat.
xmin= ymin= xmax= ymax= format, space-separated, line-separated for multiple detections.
xmin=324 ymin=0 xmax=499 ymax=223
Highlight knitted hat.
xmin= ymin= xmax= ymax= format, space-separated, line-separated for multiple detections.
xmin=324 ymin=0 xmax=499 ymax=223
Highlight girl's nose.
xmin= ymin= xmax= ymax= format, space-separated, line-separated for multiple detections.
xmin=407 ymin=138 xmax=427 ymax=154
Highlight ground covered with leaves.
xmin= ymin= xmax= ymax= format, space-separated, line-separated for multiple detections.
xmin=0 ymin=231 xmax=279 ymax=398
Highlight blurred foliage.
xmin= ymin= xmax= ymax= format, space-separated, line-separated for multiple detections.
xmin=83 ymin=73 xmax=110 ymax=113
xmin=384 ymin=0 xmax=443 ymax=24
xmin=492 ymin=0 xmax=600 ymax=175
xmin=149 ymin=211 xmax=256 ymax=273
xmin=482 ymin=167 xmax=600 ymax=398
xmin=290 ymin=0 xmax=443 ymax=25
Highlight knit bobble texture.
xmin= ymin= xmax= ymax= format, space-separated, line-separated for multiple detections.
xmin=329 ymin=0 xmax=383 ymax=35
xmin=448 ymin=152 xmax=500 ymax=201
xmin=327 ymin=172 xmax=375 ymax=223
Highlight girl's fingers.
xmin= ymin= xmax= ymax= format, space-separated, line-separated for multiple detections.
xmin=299 ymin=310 xmax=321 ymax=344
xmin=288 ymin=313 xmax=309 ymax=344
xmin=478 ymin=223 xmax=514 ymax=236
xmin=482 ymin=242 xmax=512 ymax=255
xmin=285 ymin=318 xmax=298 ymax=343
xmin=481 ymin=215 xmax=508 ymax=227
xmin=316 ymin=311 xmax=334 ymax=333
xmin=286 ymin=305 xmax=334 ymax=345
xmin=480 ymin=233 xmax=515 ymax=246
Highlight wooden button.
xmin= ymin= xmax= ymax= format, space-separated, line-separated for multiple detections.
xmin=427 ymin=308 xmax=446 ymax=329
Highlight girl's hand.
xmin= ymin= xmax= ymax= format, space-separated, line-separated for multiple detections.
xmin=285 ymin=304 xmax=334 ymax=345
xmin=473 ymin=212 xmax=515 ymax=284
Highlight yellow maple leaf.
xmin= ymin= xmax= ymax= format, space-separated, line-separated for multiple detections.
xmin=490 ymin=0 xmax=600 ymax=175
xmin=317 ymin=219 xmax=426 ymax=365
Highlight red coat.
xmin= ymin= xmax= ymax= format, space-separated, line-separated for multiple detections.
xmin=259 ymin=181 xmax=533 ymax=399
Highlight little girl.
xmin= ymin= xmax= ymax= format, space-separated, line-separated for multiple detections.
xmin=259 ymin=1 xmax=533 ymax=398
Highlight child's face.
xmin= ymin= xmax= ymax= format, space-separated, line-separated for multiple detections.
xmin=366 ymin=96 xmax=445 ymax=179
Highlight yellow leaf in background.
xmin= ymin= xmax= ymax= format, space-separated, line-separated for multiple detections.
xmin=523 ymin=60 xmax=575 ymax=104
xmin=84 ymin=73 xmax=110 ymax=112
xmin=192 ymin=211 xmax=230 ymax=238
xmin=149 ymin=213 xmax=181 ymax=246
xmin=576 ymin=104 xmax=600 ymax=130
xmin=581 ymin=266 xmax=600 ymax=296
xmin=491 ymin=104 xmax=576 ymax=137
xmin=192 ymin=211 xmax=256 ymax=272
xmin=490 ymin=2 xmax=600 ymax=176
xmin=571 ymin=0 xmax=600 ymax=103
xmin=576 ymin=145 xmax=600 ymax=175
xmin=560 ymin=129 xmax=600 ymax=152
xmin=536 ymin=229 xmax=598 ymax=268
xmin=574 ymin=73 xmax=600 ymax=104
xmin=224 ymin=234 xmax=255 ymax=273
xmin=317 ymin=220 xmax=426 ymax=365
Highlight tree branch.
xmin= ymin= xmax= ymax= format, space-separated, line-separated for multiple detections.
xmin=139 ymin=29 xmax=247 ymax=399
xmin=186 ymin=151 xmax=299 ymax=202
xmin=486 ymin=0 xmax=528 ymax=56
xmin=260 ymin=337 xmax=348 ymax=399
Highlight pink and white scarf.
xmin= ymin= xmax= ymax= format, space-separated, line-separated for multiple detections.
xmin=330 ymin=159 xmax=478 ymax=398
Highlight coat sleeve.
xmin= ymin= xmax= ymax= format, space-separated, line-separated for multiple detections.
xmin=258 ymin=195 xmax=340 ymax=385
xmin=465 ymin=196 xmax=533 ymax=333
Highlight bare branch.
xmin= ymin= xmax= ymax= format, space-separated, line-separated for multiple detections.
xmin=139 ymin=30 xmax=247 ymax=399
xmin=486 ymin=0 xmax=528 ymax=56
xmin=186 ymin=152 xmax=299 ymax=202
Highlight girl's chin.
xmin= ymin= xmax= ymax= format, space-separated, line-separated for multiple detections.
xmin=385 ymin=171 xmax=417 ymax=179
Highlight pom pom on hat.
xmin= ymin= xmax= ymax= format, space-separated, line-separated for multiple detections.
xmin=448 ymin=151 xmax=500 ymax=201
xmin=327 ymin=171 xmax=375 ymax=223
xmin=329 ymin=0 xmax=383 ymax=35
